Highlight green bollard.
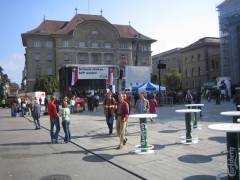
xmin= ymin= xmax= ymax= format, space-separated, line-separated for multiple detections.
xmin=226 ymin=132 xmax=239 ymax=180
xmin=185 ymin=113 xmax=192 ymax=142
xmin=193 ymin=106 xmax=198 ymax=128
xmin=140 ymin=118 xmax=148 ymax=151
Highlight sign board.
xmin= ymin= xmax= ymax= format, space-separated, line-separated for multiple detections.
xmin=78 ymin=66 xmax=108 ymax=79
xmin=125 ymin=66 xmax=151 ymax=88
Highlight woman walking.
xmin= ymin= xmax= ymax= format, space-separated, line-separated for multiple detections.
xmin=149 ymin=94 xmax=158 ymax=122
xmin=61 ymin=102 xmax=71 ymax=143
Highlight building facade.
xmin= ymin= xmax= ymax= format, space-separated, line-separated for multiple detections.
xmin=217 ymin=0 xmax=240 ymax=85
xmin=152 ymin=48 xmax=182 ymax=84
xmin=180 ymin=37 xmax=220 ymax=90
xmin=152 ymin=37 xmax=221 ymax=90
xmin=22 ymin=14 xmax=155 ymax=92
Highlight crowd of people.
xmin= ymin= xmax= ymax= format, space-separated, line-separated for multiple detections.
xmin=5 ymin=86 xmax=240 ymax=150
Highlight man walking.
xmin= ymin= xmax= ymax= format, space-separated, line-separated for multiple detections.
xmin=135 ymin=92 xmax=149 ymax=114
xmin=32 ymin=99 xmax=41 ymax=130
xmin=115 ymin=93 xmax=129 ymax=150
xmin=103 ymin=91 xmax=116 ymax=135
xmin=48 ymin=96 xmax=60 ymax=143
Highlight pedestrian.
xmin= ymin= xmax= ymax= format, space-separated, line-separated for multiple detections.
xmin=39 ymin=97 xmax=42 ymax=105
xmin=234 ymin=88 xmax=240 ymax=111
xmin=32 ymin=99 xmax=41 ymax=130
xmin=48 ymin=96 xmax=60 ymax=143
xmin=44 ymin=96 xmax=48 ymax=114
xmin=103 ymin=91 xmax=116 ymax=135
xmin=60 ymin=101 xmax=71 ymax=143
xmin=1 ymin=98 xmax=6 ymax=108
xmin=11 ymin=100 xmax=17 ymax=117
xmin=216 ymin=88 xmax=221 ymax=105
xmin=135 ymin=92 xmax=150 ymax=114
xmin=70 ymin=96 xmax=75 ymax=113
xmin=149 ymin=94 xmax=158 ymax=122
xmin=115 ymin=93 xmax=129 ymax=150
xmin=185 ymin=90 xmax=193 ymax=104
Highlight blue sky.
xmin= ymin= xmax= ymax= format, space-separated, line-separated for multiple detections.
xmin=0 ymin=0 xmax=223 ymax=84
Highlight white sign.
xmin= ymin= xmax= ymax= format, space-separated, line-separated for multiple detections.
xmin=125 ymin=66 xmax=151 ymax=88
xmin=78 ymin=67 xmax=108 ymax=79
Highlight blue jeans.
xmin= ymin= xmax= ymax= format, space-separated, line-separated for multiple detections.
xmin=34 ymin=117 xmax=41 ymax=129
xmin=62 ymin=120 xmax=71 ymax=142
xmin=50 ymin=119 xmax=60 ymax=142
xmin=106 ymin=113 xmax=114 ymax=134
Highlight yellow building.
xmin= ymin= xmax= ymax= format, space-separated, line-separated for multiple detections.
xmin=152 ymin=37 xmax=220 ymax=90
xmin=22 ymin=14 xmax=156 ymax=92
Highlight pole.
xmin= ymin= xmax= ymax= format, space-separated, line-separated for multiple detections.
xmin=158 ymin=60 xmax=161 ymax=106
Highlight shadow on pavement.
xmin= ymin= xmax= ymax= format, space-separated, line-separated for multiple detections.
xmin=0 ymin=142 xmax=52 ymax=146
xmin=183 ymin=175 xmax=217 ymax=180
xmin=52 ymin=150 xmax=87 ymax=155
xmin=0 ymin=128 xmax=35 ymax=132
xmin=82 ymin=153 xmax=113 ymax=162
xmin=178 ymin=154 xmax=212 ymax=163
xmin=1 ymin=153 xmax=50 ymax=159
xmin=208 ymin=136 xmax=226 ymax=144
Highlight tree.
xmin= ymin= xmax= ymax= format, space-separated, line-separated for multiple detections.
xmin=151 ymin=74 xmax=158 ymax=84
xmin=163 ymin=69 xmax=182 ymax=91
xmin=34 ymin=76 xmax=59 ymax=95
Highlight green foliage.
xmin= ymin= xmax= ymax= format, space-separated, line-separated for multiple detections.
xmin=163 ymin=69 xmax=182 ymax=91
xmin=34 ymin=76 xmax=59 ymax=95
xmin=151 ymin=74 xmax=158 ymax=84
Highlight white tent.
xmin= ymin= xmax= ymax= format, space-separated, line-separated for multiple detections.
xmin=137 ymin=82 xmax=166 ymax=92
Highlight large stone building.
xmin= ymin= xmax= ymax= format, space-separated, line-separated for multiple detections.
xmin=152 ymin=48 xmax=181 ymax=84
xmin=22 ymin=14 xmax=155 ymax=92
xmin=217 ymin=0 xmax=240 ymax=85
xmin=152 ymin=37 xmax=220 ymax=90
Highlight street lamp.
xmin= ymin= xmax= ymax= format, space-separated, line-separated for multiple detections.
xmin=157 ymin=60 xmax=166 ymax=105
xmin=134 ymin=33 xmax=141 ymax=66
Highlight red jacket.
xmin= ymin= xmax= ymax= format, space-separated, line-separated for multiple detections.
xmin=116 ymin=101 xmax=129 ymax=122
xmin=48 ymin=101 xmax=58 ymax=121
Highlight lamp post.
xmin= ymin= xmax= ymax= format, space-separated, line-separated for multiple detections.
xmin=134 ymin=33 xmax=141 ymax=66
xmin=157 ymin=60 xmax=166 ymax=105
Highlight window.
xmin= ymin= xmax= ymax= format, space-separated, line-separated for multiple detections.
xmin=198 ymin=67 xmax=201 ymax=76
xmin=64 ymin=53 xmax=70 ymax=61
xmin=78 ymin=42 xmax=85 ymax=48
xmin=104 ymin=43 xmax=111 ymax=48
xmin=211 ymin=60 xmax=215 ymax=69
xmin=47 ymin=68 xmax=53 ymax=75
xmin=45 ymin=41 xmax=53 ymax=48
xmin=46 ymin=53 xmax=52 ymax=61
xmin=191 ymin=68 xmax=194 ymax=77
xmin=120 ymin=43 xmax=128 ymax=49
xmin=91 ymin=42 xmax=98 ymax=48
xmin=34 ymin=52 xmax=40 ymax=61
xmin=197 ymin=54 xmax=201 ymax=61
xmin=34 ymin=41 xmax=41 ymax=48
xmin=36 ymin=66 xmax=41 ymax=77
xmin=185 ymin=69 xmax=188 ymax=77
xmin=63 ymin=40 xmax=69 ymax=48
xmin=104 ymin=54 xmax=113 ymax=64
xmin=91 ymin=31 xmax=98 ymax=35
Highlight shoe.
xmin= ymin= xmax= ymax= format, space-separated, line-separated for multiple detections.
xmin=123 ymin=138 xmax=128 ymax=145
xmin=116 ymin=145 xmax=123 ymax=150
